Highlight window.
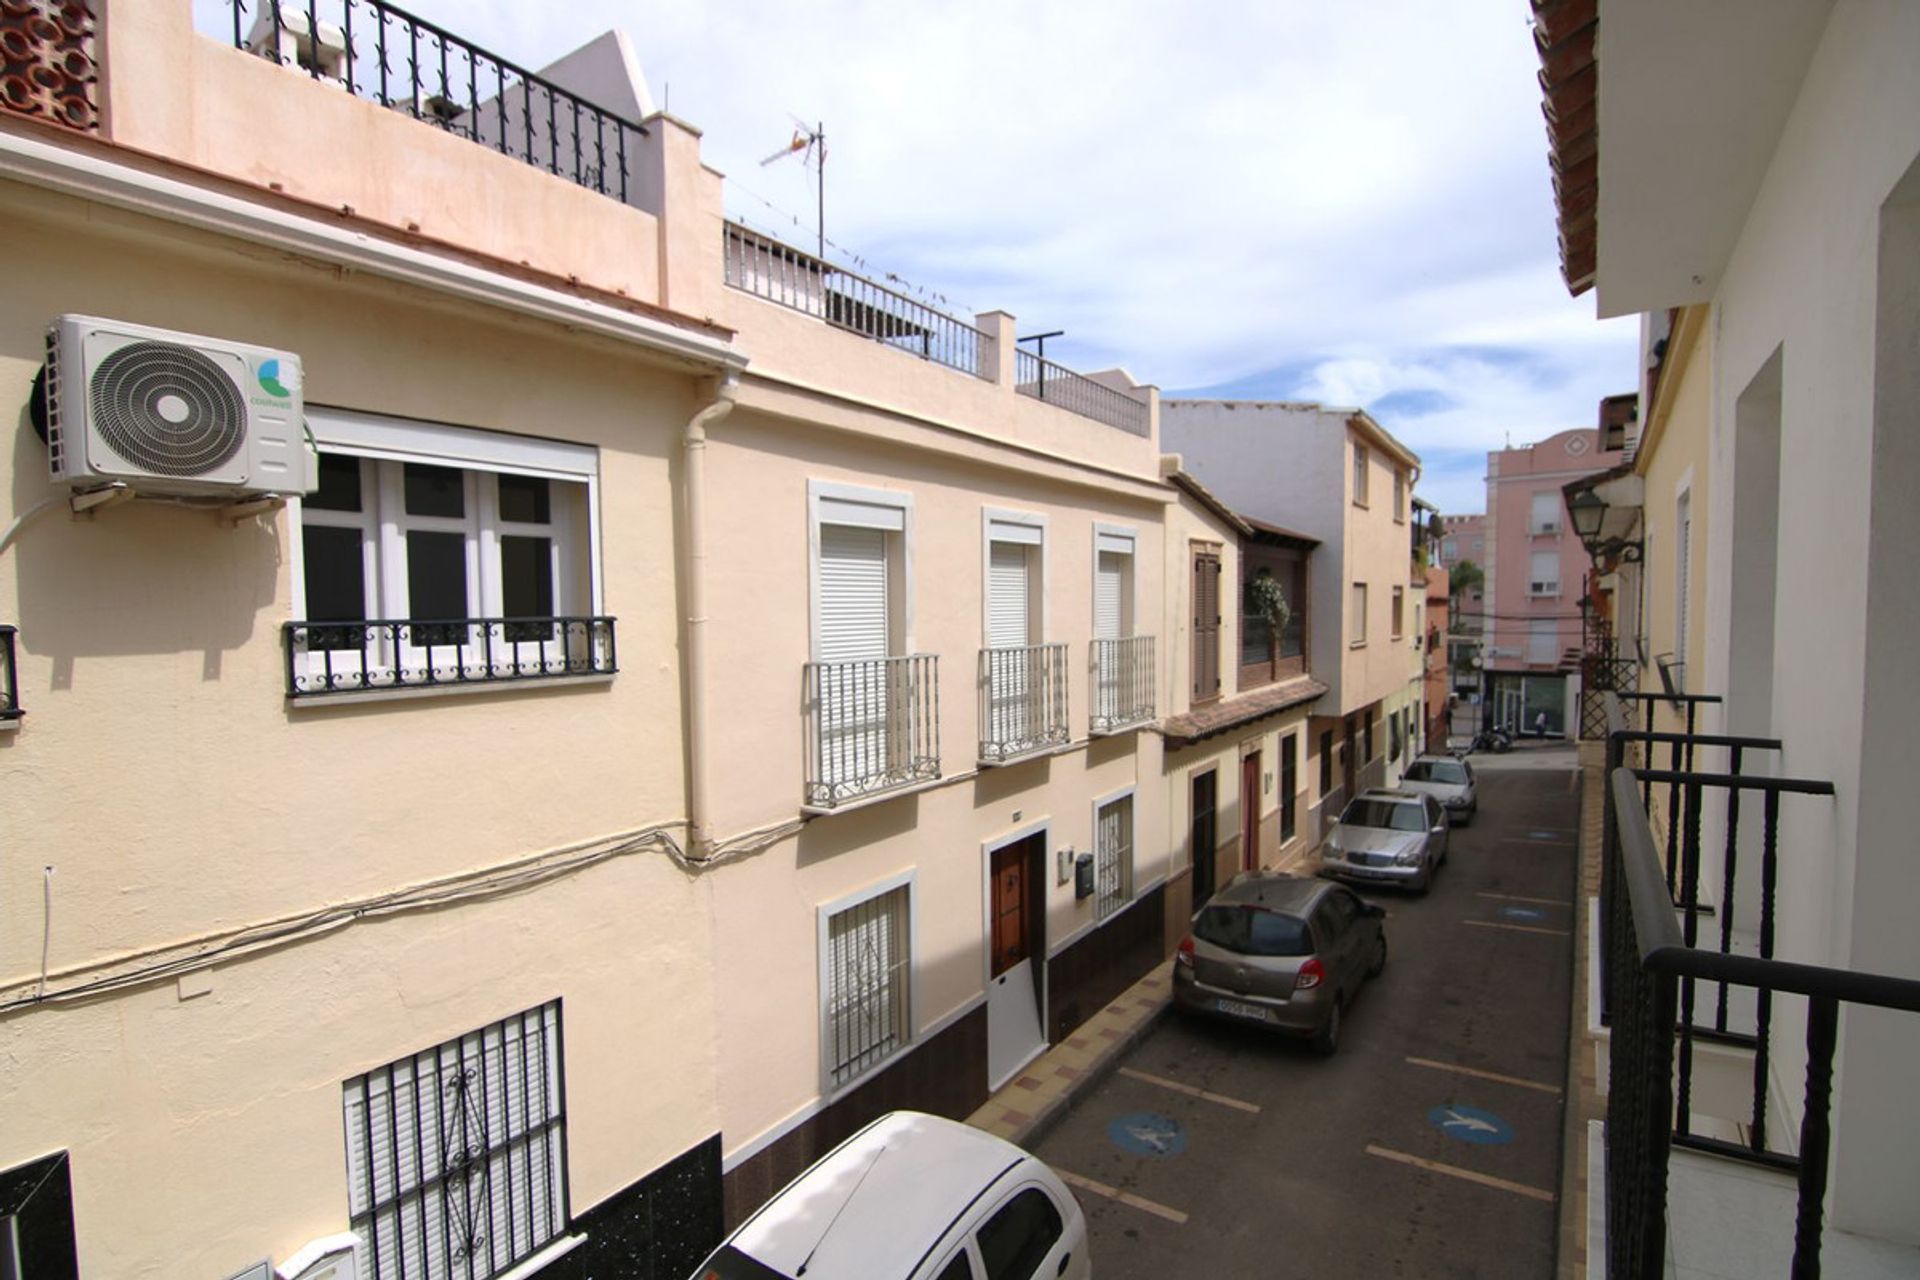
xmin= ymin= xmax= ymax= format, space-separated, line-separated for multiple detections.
xmin=1191 ymin=546 xmax=1222 ymax=703
xmin=1391 ymin=585 xmax=1405 ymax=638
xmin=982 ymin=511 xmax=1051 ymax=757
xmin=1349 ymin=582 xmax=1368 ymax=646
xmin=1091 ymin=526 xmax=1148 ymax=732
xmin=978 ymin=1188 xmax=1065 ymax=1280
xmin=1675 ymin=490 xmax=1693 ymax=668
xmin=1280 ymin=734 xmax=1298 ymax=843
xmin=1442 ymin=537 xmax=1457 ymax=562
xmin=0 ymin=1152 xmax=76 ymax=1280
xmin=1530 ymin=490 xmax=1562 ymax=535
xmin=1363 ymin=712 xmax=1374 ymax=764
xmin=1528 ymin=617 xmax=1561 ymax=665
xmin=1092 ymin=526 xmax=1135 ymax=640
xmin=1352 ymin=444 xmax=1370 ymax=506
xmin=344 ymin=1002 xmax=566 ymax=1280
xmin=1529 ymin=551 xmax=1560 ymax=597
xmin=291 ymin=410 xmax=604 ymax=696
xmin=1389 ymin=712 xmax=1402 ymax=762
xmin=1318 ymin=729 xmax=1333 ymax=793
xmin=1239 ymin=545 xmax=1306 ymax=686
xmin=1413 ymin=603 xmax=1424 ymax=650
xmin=823 ymin=879 xmax=912 ymax=1088
xmin=1393 ymin=470 xmax=1407 ymax=522
xmin=1094 ymin=792 xmax=1135 ymax=920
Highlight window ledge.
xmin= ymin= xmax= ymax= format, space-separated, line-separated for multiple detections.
xmin=287 ymin=672 xmax=615 ymax=708
xmin=802 ymin=769 xmax=960 ymax=817
xmin=1350 ymin=640 xmax=1368 ymax=649
xmin=978 ymin=741 xmax=1075 ymax=768
xmin=0 ymin=715 xmax=21 ymax=733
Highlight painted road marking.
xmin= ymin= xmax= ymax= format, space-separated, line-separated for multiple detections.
xmin=1118 ymin=1067 xmax=1262 ymax=1114
xmin=1428 ymin=1104 xmax=1514 ymax=1144
xmin=1476 ymin=892 xmax=1567 ymax=907
xmin=1108 ymin=1112 xmax=1187 ymax=1157
xmin=1406 ymin=1056 xmax=1562 ymax=1095
xmin=1366 ymin=1145 xmax=1557 ymax=1203
xmin=1055 ymin=1169 xmax=1190 ymax=1224
xmin=1499 ymin=905 xmax=1547 ymax=922
xmin=1463 ymin=919 xmax=1571 ymax=938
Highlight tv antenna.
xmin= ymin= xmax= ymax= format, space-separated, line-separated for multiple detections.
xmin=762 ymin=118 xmax=826 ymax=259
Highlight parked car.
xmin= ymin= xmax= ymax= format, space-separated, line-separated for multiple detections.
xmin=1397 ymin=754 xmax=1478 ymax=823
xmin=1319 ymin=789 xmax=1449 ymax=894
xmin=1173 ymin=871 xmax=1387 ymax=1055
xmin=689 ymin=1111 xmax=1090 ymax=1280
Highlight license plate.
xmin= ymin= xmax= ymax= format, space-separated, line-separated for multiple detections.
xmin=1217 ymin=998 xmax=1268 ymax=1021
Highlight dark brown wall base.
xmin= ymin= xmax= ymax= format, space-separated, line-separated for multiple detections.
xmin=720 ymin=1004 xmax=989 ymax=1230
xmin=1045 ymin=884 xmax=1167 ymax=1042
xmin=543 ymin=1135 xmax=723 ymax=1280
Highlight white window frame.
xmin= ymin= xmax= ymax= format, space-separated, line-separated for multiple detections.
xmin=1092 ymin=786 xmax=1136 ymax=922
xmin=1393 ymin=470 xmax=1407 ymax=522
xmin=1352 ymin=444 xmax=1370 ymax=507
xmin=818 ymin=870 xmax=918 ymax=1095
xmin=1391 ymin=585 xmax=1405 ymax=638
xmin=1090 ymin=522 xmax=1137 ymax=639
xmin=1529 ymin=550 xmax=1562 ymax=598
xmin=290 ymin=407 xmax=602 ymax=688
xmin=809 ymin=480 xmax=915 ymax=659
xmin=1350 ymin=581 xmax=1368 ymax=647
xmin=1530 ymin=490 xmax=1563 ymax=535
xmin=981 ymin=507 xmax=1049 ymax=646
xmin=1527 ymin=617 xmax=1560 ymax=665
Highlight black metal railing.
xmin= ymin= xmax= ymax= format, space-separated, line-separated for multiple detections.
xmin=283 ymin=617 xmax=615 ymax=697
xmin=0 ymin=624 xmax=20 ymax=723
xmin=978 ymin=642 xmax=1070 ymax=763
xmin=803 ymin=654 xmax=940 ymax=809
xmin=722 ymin=223 xmax=993 ymax=379
xmin=1601 ymin=694 xmax=1920 ymax=1279
xmin=1014 ymin=348 xmax=1149 ymax=436
xmin=221 ymin=1 xmax=648 ymax=203
xmin=1089 ymin=635 xmax=1155 ymax=734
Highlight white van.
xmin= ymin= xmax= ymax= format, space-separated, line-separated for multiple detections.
xmin=690 ymin=1111 xmax=1091 ymax=1280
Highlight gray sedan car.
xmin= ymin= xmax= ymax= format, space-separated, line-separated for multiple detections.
xmin=1173 ymin=872 xmax=1387 ymax=1055
xmin=1318 ymin=789 xmax=1450 ymax=894
xmin=1397 ymin=754 xmax=1478 ymax=824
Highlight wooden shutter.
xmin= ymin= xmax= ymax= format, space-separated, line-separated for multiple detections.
xmin=818 ymin=524 xmax=889 ymax=662
xmin=1191 ymin=549 xmax=1220 ymax=702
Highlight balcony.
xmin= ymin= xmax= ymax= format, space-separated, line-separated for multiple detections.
xmin=1014 ymin=348 xmax=1149 ymax=436
xmin=803 ymin=655 xmax=940 ymax=811
xmin=283 ymin=617 xmax=616 ymax=698
xmin=978 ymin=643 xmax=1069 ymax=764
xmin=1 ymin=624 xmax=20 ymax=727
xmin=1089 ymin=636 xmax=1155 ymax=735
xmin=1596 ymin=693 xmax=1920 ymax=1278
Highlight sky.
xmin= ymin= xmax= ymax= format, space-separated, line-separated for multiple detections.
xmin=199 ymin=0 xmax=1636 ymax=516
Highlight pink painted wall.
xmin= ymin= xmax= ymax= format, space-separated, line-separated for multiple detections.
xmin=1486 ymin=427 xmax=1624 ymax=668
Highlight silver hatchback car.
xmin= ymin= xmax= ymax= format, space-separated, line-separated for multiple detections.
xmin=1397 ymin=754 xmax=1478 ymax=824
xmin=1319 ymin=789 xmax=1450 ymax=894
xmin=1173 ymin=871 xmax=1387 ymax=1055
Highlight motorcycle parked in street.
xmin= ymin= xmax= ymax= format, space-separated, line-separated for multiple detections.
xmin=1468 ymin=725 xmax=1514 ymax=754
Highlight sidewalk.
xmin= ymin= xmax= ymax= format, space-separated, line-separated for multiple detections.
xmin=966 ymin=961 xmax=1176 ymax=1147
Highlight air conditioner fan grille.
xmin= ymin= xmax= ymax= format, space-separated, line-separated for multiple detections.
xmin=89 ymin=341 xmax=248 ymax=477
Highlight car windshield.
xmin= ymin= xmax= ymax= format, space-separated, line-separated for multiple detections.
xmin=1193 ymin=904 xmax=1313 ymax=956
xmin=1341 ymin=799 xmax=1425 ymax=832
xmin=1404 ymin=760 xmax=1468 ymax=785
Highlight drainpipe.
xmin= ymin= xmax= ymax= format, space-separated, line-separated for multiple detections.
xmin=683 ymin=374 xmax=741 ymax=862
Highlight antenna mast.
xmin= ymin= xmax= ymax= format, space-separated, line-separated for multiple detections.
xmin=760 ymin=119 xmax=827 ymax=258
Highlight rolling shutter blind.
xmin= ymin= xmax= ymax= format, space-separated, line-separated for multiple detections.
xmin=818 ymin=524 xmax=889 ymax=662
xmin=1094 ymin=551 xmax=1126 ymax=640
xmin=988 ymin=542 xmax=1032 ymax=648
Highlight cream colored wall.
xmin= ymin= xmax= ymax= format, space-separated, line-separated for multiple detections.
xmin=0 ymin=184 xmax=720 ymax=1271
xmin=1636 ymin=306 xmax=1712 ymax=726
xmin=1341 ymin=429 xmax=1420 ymax=715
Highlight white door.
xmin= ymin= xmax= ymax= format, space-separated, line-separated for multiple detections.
xmin=818 ymin=524 xmax=890 ymax=785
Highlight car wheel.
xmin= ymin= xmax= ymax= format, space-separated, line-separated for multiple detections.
xmin=1312 ymin=999 xmax=1343 ymax=1056
xmin=1413 ymin=865 xmax=1432 ymax=896
xmin=1368 ymin=933 xmax=1388 ymax=977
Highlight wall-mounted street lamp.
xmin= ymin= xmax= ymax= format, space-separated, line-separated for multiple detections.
xmin=1566 ymin=484 xmax=1642 ymax=567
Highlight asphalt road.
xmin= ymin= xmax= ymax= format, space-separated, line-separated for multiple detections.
xmin=1031 ymin=750 xmax=1580 ymax=1280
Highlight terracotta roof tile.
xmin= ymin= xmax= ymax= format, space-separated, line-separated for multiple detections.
xmin=1160 ymin=676 xmax=1329 ymax=749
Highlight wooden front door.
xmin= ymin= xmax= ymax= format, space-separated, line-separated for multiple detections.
xmin=987 ymin=833 xmax=1047 ymax=1087
xmin=1190 ymin=769 xmax=1218 ymax=909
xmin=1241 ymin=751 xmax=1262 ymax=872
xmin=990 ymin=841 xmax=1031 ymax=978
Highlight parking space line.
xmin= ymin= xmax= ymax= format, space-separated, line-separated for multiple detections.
xmin=1475 ymin=892 xmax=1567 ymax=907
xmin=1365 ymin=1145 xmax=1557 ymax=1203
xmin=1117 ymin=1067 xmax=1261 ymax=1114
xmin=1405 ymin=1056 xmax=1561 ymax=1094
xmin=1462 ymin=919 xmax=1571 ymax=937
xmin=1054 ymin=1169 xmax=1190 ymax=1224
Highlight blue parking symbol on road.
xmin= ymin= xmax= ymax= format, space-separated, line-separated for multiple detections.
xmin=1500 ymin=906 xmax=1546 ymax=922
xmin=1108 ymin=1112 xmax=1187 ymax=1157
xmin=1429 ymin=1104 xmax=1514 ymax=1145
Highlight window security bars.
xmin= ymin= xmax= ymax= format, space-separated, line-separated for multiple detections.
xmin=1013 ymin=348 xmax=1149 ymax=436
xmin=1599 ymin=693 xmax=1920 ymax=1279
xmin=803 ymin=655 xmax=940 ymax=809
xmin=722 ymin=223 xmax=994 ymax=379
xmin=283 ymin=617 xmax=615 ymax=697
xmin=1094 ymin=796 xmax=1133 ymax=921
xmin=0 ymin=625 xmax=19 ymax=723
xmin=221 ymin=1 xmax=648 ymax=203
xmin=978 ymin=643 xmax=1069 ymax=764
xmin=1089 ymin=635 xmax=1155 ymax=734
xmin=344 ymin=1001 xmax=566 ymax=1280
xmin=826 ymin=886 xmax=910 ymax=1088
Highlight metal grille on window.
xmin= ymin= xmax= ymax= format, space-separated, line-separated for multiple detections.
xmin=343 ymin=1002 xmax=566 ymax=1280
xmin=826 ymin=886 xmax=909 ymax=1087
xmin=1095 ymin=795 xmax=1133 ymax=921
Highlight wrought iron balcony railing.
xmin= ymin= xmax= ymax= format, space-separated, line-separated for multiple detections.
xmin=978 ymin=642 xmax=1069 ymax=764
xmin=803 ymin=654 xmax=940 ymax=810
xmin=723 ymin=223 xmax=993 ymax=380
xmin=1089 ymin=635 xmax=1155 ymax=734
xmin=219 ymin=0 xmax=648 ymax=203
xmin=1014 ymin=348 xmax=1149 ymax=436
xmin=283 ymin=616 xmax=616 ymax=697
xmin=0 ymin=624 xmax=20 ymax=724
xmin=1599 ymin=692 xmax=1920 ymax=1279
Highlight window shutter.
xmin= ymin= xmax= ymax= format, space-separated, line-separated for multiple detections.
xmin=1192 ymin=551 xmax=1220 ymax=700
xmin=1094 ymin=551 xmax=1125 ymax=641
xmin=988 ymin=542 xmax=1032 ymax=649
xmin=818 ymin=524 xmax=889 ymax=662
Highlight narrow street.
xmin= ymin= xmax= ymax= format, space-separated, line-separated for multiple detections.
xmin=1031 ymin=750 xmax=1580 ymax=1279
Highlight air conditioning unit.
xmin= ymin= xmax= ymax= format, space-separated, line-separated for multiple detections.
xmin=43 ymin=316 xmax=315 ymax=498
xmin=245 ymin=9 xmax=349 ymax=84
xmin=1530 ymin=581 xmax=1560 ymax=595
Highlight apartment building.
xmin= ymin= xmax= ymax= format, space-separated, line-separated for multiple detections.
xmin=1161 ymin=401 xmax=1426 ymax=831
xmin=1536 ymin=0 xmax=1920 ymax=1273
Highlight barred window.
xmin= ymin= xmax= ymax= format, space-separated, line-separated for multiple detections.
xmin=825 ymin=884 xmax=911 ymax=1088
xmin=343 ymin=1001 xmax=567 ymax=1280
xmin=1095 ymin=794 xmax=1135 ymax=921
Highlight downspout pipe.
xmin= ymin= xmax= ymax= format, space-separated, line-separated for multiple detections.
xmin=683 ymin=373 xmax=741 ymax=861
